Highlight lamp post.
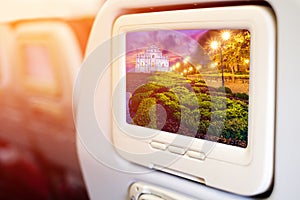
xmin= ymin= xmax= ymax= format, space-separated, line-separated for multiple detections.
xmin=210 ymin=31 xmax=230 ymax=87
xmin=244 ymin=58 xmax=250 ymax=71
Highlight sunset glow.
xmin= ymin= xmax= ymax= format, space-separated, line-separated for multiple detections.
xmin=126 ymin=29 xmax=207 ymax=72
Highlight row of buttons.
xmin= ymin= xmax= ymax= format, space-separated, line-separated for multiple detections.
xmin=150 ymin=141 xmax=206 ymax=160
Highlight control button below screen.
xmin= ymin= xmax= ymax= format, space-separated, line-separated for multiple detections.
xmin=138 ymin=194 xmax=165 ymax=200
xmin=150 ymin=141 xmax=167 ymax=150
xmin=167 ymin=146 xmax=185 ymax=155
xmin=186 ymin=150 xmax=206 ymax=160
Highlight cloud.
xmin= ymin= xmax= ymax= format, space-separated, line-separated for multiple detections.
xmin=125 ymin=29 xmax=211 ymax=69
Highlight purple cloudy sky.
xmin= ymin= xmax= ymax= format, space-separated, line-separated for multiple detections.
xmin=126 ymin=29 xmax=208 ymax=71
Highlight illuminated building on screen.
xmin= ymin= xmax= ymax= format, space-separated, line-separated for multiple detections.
xmin=135 ymin=45 xmax=170 ymax=73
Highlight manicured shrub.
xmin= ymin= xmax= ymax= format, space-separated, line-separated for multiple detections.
xmin=223 ymin=118 xmax=248 ymax=141
xmin=197 ymin=120 xmax=210 ymax=135
xmin=196 ymin=93 xmax=211 ymax=102
xmin=128 ymin=72 xmax=249 ymax=147
xmin=132 ymin=97 xmax=157 ymax=128
xmin=198 ymin=101 xmax=212 ymax=110
xmin=234 ymin=92 xmax=249 ymax=100
xmin=211 ymin=96 xmax=227 ymax=111
xmin=207 ymin=120 xmax=225 ymax=137
xmin=129 ymin=90 xmax=154 ymax=118
xmin=171 ymin=86 xmax=191 ymax=97
xmin=199 ymin=108 xmax=211 ymax=121
xmin=133 ymin=82 xmax=161 ymax=94
xmin=217 ymin=86 xmax=232 ymax=94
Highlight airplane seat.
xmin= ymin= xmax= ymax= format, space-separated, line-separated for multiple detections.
xmin=14 ymin=20 xmax=83 ymax=173
xmin=0 ymin=0 xmax=104 ymax=199
xmin=0 ymin=25 xmax=30 ymax=147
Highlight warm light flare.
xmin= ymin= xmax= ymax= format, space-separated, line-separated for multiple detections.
xmin=210 ymin=41 xmax=219 ymax=50
xmin=221 ymin=31 xmax=231 ymax=41
xmin=196 ymin=65 xmax=202 ymax=70
xmin=244 ymin=59 xmax=250 ymax=64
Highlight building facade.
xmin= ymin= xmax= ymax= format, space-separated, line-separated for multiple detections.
xmin=135 ymin=45 xmax=170 ymax=73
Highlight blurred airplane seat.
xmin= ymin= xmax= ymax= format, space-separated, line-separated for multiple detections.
xmin=0 ymin=1 xmax=99 ymax=198
xmin=0 ymin=16 xmax=94 ymax=175
xmin=0 ymin=25 xmax=30 ymax=147
xmin=13 ymin=20 xmax=83 ymax=173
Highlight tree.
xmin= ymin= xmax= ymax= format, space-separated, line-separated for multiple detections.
xmin=205 ymin=30 xmax=250 ymax=81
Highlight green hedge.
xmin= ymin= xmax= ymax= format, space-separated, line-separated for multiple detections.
xmin=128 ymin=72 xmax=248 ymax=147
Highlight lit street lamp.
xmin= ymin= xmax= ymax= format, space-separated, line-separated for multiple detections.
xmin=244 ymin=58 xmax=250 ymax=71
xmin=210 ymin=31 xmax=231 ymax=87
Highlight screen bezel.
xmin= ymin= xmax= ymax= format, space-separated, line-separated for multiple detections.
xmin=108 ymin=5 xmax=275 ymax=195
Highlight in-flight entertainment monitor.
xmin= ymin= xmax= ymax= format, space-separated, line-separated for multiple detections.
xmin=110 ymin=5 xmax=275 ymax=196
